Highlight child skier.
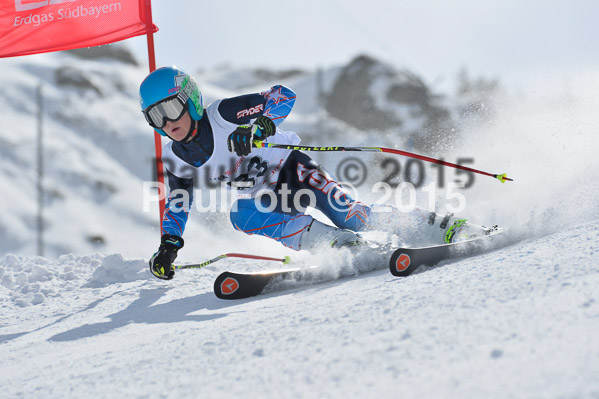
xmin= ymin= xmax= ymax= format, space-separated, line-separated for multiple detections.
xmin=140 ymin=66 xmax=487 ymax=280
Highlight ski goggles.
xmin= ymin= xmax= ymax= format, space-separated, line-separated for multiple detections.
xmin=143 ymin=96 xmax=188 ymax=129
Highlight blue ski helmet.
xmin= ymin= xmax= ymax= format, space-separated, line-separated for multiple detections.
xmin=139 ymin=66 xmax=203 ymax=136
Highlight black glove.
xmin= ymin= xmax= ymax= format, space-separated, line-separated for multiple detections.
xmin=227 ymin=116 xmax=276 ymax=157
xmin=253 ymin=116 xmax=276 ymax=139
xmin=149 ymin=234 xmax=184 ymax=280
xmin=227 ymin=124 xmax=257 ymax=157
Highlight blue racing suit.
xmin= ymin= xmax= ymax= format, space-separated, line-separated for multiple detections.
xmin=161 ymin=85 xmax=375 ymax=250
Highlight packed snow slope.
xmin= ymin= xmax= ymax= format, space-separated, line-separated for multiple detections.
xmin=1 ymin=222 xmax=598 ymax=398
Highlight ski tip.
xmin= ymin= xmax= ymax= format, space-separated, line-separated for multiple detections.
xmin=495 ymin=173 xmax=513 ymax=183
xmin=282 ymin=256 xmax=292 ymax=264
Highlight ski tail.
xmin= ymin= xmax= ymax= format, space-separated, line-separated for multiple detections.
xmin=214 ymin=269 xmax=300 ymax=300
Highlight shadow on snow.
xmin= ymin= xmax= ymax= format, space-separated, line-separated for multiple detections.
xmin=48 ymin=288 xmax=228 ymax=342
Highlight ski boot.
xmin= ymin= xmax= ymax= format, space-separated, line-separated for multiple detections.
xmin=427 ymin=213 xmax=499 ymax=244
xmin=382 ymin=208 xmax=499 ymax=245
xmin=443 ymin=218 xmax=499 ymax=243
xmin=299 ymin=219 xmax=365 ymax=251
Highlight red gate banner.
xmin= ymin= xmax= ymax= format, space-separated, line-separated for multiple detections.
xmin=0 ymin=0 xmax=157 ymax=58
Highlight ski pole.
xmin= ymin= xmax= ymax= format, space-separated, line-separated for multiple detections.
xmin=253 ymin=141 xmax=513 ymax=183
xmin=174 ymin=253 xmax=291 ymax=271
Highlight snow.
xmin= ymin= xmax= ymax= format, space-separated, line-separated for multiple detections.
xmin=2 ymin=47 xmax=599 ymax=397
xmin=1 ymin=222 xmax=598 ymax=397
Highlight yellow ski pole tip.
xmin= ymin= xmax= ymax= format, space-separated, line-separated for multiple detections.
xmin=283 ymin=256 xmax=291 ymax=264
xmin=496 ymin=173 xmax=507 ymax=183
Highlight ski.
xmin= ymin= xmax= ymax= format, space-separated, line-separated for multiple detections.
xmin=213 ymin=232 xmax=510 ymax=299
xmin=214 ymin=268 xmax=303 ymax=300
xmin=389 ymin=231 xmax=508 ymax=277
xmin=213 ymin=243 xmax=393 ymax=300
